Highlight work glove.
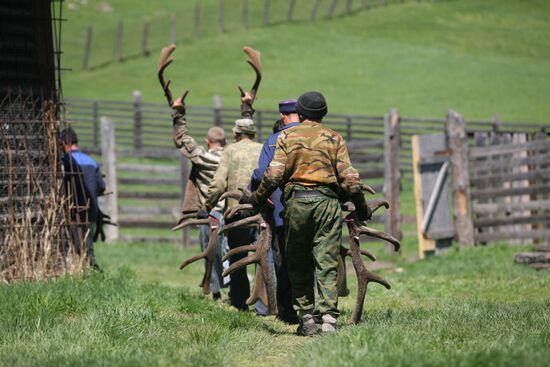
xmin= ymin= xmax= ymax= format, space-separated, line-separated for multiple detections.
xmin=355 ymin=203 xmax=372 ymax=222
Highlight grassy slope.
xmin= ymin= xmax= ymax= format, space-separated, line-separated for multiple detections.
xmin=62 ymin=0 xmax=550 ymax=121
xmin=1 ymin=243 xmax=549 ymax=366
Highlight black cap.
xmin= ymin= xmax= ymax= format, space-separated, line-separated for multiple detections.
xmin=296 ymin=91 xmax=328 ymax=121
xmin=60 ymin=126 xmax=78 ymax=145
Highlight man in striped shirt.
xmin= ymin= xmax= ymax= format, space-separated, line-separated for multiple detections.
xmin=172 ymin=97 xmax=227 ymax=300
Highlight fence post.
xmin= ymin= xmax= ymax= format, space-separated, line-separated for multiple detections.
xmin=82 ymin=25 xmax=92 ymax=70
xmin=133 ymin=90 xmax=142 ymax=150
xmin=311 ymin=0 xmax=322 ymax=20
xmin=141 ymin=22 xmax=150 ymax=56
xmin=180 ymin=155 xmax=190 ymax=247
xmin=100 ymin=117 xmax=118 ymax=242
xmin=446 ymin=110 xmax=475 ymax=246
xmin=263 ymin=0 xmax=270 ymax=26
xmin=288 ymin=0 xmax=297 ymax=21
xmin=92 ymin=100 xmax=99 ymax=148
xmin=384 ymin=109 xmax=402 ymax=247
xmin=213 ymin=95 xmax=222 ymax=127
xmin=194 ymin=2 xmax=201 ymax=37
xmin=256 ymin=111 xmax=263 ymax=142
xmin=346 ymin=116 xmax=352 ymax=141
xmin=218 ymin=0 xmax=225 ymax=33
xmin=346 ymin=0 xmax=353 ymax=14
xmin=170 ymin=15 xmax=177 ymax=44
xmin=328 ymin=0 xmax=339 ymax=17
xmin=242 ymin=0 xmax=249 ymax=28
xmin=115 ymin=20 xmax=123 ymax=63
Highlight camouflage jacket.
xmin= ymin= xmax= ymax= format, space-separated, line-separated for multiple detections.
xmin=255 ymin=119 xmax=366 ymax=208
xmin=206 ymin=137 xmax=263 ymax=212
xmin=173 ymin=110 xmax=224 ymax=213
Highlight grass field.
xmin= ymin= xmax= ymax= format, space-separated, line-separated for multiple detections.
xmin=1 ymin=242 xmax=549 ymax=366
xmin=62 ymin=0 xmax=550 ymax=121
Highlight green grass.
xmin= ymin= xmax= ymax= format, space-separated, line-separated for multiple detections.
xmin=62 ymin=0 xmax=550 ymax=122
xmin=1 ymin=242 xmax=549 ymax=366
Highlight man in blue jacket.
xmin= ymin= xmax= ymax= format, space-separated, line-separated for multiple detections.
xmin=250 ymin=99 xmax=300 ymax=324
xmin=61 ymin=127 xmax=106 ymax=268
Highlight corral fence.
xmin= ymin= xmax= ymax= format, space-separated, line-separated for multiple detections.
xmin=414 ymin=111 xmax=549 ymax=258
xmin=65 ymin=95 xmax=549 ymax=245
xmin=77 ymin=0 xmax=431 ymax=71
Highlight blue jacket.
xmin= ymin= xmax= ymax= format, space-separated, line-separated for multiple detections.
xmin=63 ymin=150 xmax=106 ymax=222
xmin=250 ymin=122 xmax=299 ymax=228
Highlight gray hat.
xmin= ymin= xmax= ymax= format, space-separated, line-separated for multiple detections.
xmin=232 ymin=118 xmax=256 ymax=135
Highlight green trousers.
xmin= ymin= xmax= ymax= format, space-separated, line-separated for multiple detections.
xmin=283 ymin=190 xmax=342 ymax=321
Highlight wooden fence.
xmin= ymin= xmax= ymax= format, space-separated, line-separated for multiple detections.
xmin=91 ymin=110 xmax=403 ymax=244
xmin=79 ymin=0 xmax=428 ymax=71
xmin=446 ymin=112 xmax=550 ymax=246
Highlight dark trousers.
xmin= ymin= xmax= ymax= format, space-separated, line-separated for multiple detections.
xmin=226 ymin=227 xmax=256 ymax=310
xmin=274 ymin=227 xmax=298 ymax=323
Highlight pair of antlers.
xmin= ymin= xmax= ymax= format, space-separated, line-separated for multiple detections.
xmin=157 ymin=45 xmax=262 ymax=107
xmin=217 ymin=190 xmax=278 ymax=315
xmin=173 ymin=212 xmax=219 ymax=295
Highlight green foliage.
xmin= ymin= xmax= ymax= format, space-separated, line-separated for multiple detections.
xmin=1 ymin=243 xmax=549 ymax=366
xmin=62 ymin=0 xmax=550 ymax=121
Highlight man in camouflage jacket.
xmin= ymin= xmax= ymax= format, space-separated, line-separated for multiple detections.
xmin=172 ymin=97 xmax=227 ymax=299
xmin=205 ymin=93 xmax=263 ymax=311
xmin=243 ymin=91 xmax=371 ymax=336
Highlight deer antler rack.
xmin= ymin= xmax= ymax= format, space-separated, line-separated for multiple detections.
xmin=157 ymin=44 xmax=189 ymax=107
xmin=218 ymin=190 xmax=277 ymax=315
xmin=173 ymin=211 xmax=219 ymax=295
xmin=341 ymin=194 xmax=401 ymax=324
xmin=237 ymin=46 xmax=262 ymax=103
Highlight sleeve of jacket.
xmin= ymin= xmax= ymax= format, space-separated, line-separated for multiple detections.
xmin=205 ymin=148 xmax=230 ymax=211
xmin=172 ymin=110 xmax=208 ymax=164
xmin=255 ymin=135 xmax=287 ymax=205
xmin=250 ymin=139 xmax=275 ymax=192
xmin=335 ymin=137 xmax=368 ymax=211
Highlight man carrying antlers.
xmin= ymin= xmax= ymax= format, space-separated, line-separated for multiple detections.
xmin=240 ymin=91 xmax=372 ymax=336
xmin=171 ymin=97 xmax=228 ymax=300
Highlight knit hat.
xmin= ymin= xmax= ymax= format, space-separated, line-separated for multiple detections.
xmin=296 ymin=91 xmax=328 ymax=121
xmin=232 ymin=118 xmax=256 ymax=135
xmin=278 ymin=99 xmax=297 ymax=114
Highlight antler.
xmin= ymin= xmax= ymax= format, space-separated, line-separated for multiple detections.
xmin=340 ymin=183 xmax=401 ymax=324
xmin=219 ymin=207 xmax=277 ymax=315
xmin=157 ymin=44 xmax=189 ymax=107
xmin=336 ymin=245 xmax=377 ymax=297
xmin=175 ymin=213 xmax=219 ymax=295
xmin=238 ymin=46 xmax=262 ymax=102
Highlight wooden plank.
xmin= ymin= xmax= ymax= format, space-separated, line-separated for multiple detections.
xmin=469 ymin=154 xmax=550 ymax=174
xmin=514 ymin=252 xmax=550 ymax=264
xmin=476 ymin=230 xmax=550 ymax=243
xmin=117 ymin=149 xmax=179 ymax=158
xmin=412 ymin=135 xmax=435 ymax=258
xmin=119 ymin=235 xmax=184 ymax=244
xmin=447 ymin=110 xmax=475 ymax=245
xmin=117 ymin=163 xmax=179 ymax=175
xmin=534 ymin=244 xmax=550 ymax=252
xmin=474 ymin=214 xmax=550 ymax=228
xmin=101 ymin=117 xmax=119 ymax=242
xmin=119 ymin=191 xmax=180 ymax=200
xmin=118 ymin=177 xmax=180 ymax=186
xmin=383 ymin=108 xmax=402 ymax=244
xmin=118 ymin=220 xmax=174 ymax=228
xmin=471 ymin=169 xmax=550 ymax=186
xmin=471 ymin=185 xmax=550 ymax=200
xmin=119 ymin=206 xmax=179 ymax=216
xmin=473 ymin=200 xmax=550 ymax=215
xmin=469 ymin=138 xmax=550 ymax=158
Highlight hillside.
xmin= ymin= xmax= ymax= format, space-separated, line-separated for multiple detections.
xmin=61 ymin=0 xmax=550 ymax=121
